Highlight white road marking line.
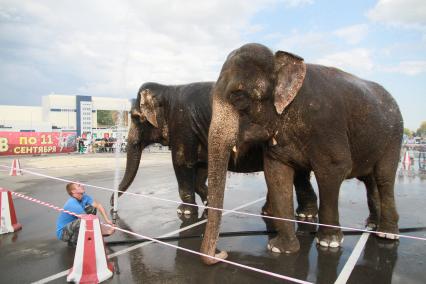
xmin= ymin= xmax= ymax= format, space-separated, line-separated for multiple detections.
xmin=32 ymin=197 xmax=266 ymax=284
xmin=334 ymin=231 xmax=370 ymax=284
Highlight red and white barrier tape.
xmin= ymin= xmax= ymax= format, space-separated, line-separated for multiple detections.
xmin=1 ymin=164 xmax=425 ymax=242
xmin=7 ymin=189 xmax=311 ymax=284
xmin=10 ymin=191 xmax=81 ymax=219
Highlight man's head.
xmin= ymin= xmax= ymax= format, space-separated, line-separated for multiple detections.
xmin=66 ymin=183 xmax=85 ymax=201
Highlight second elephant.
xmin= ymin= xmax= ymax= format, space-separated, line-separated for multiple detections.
xmin=115 ymin=82 xmax=318 ymax=216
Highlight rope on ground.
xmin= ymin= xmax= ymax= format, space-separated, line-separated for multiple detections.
xmin=7 ymin=189 xmax=312 ymax=284
xmin=1 ymin=164 xmax=425 ymax=242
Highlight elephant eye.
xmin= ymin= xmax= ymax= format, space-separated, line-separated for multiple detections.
xmin=230 ymin=90 xmax=250 ymax=111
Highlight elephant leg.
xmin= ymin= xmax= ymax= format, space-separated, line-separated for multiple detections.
xmin=261 ymin=189 xmax=273 ymax=216
xmin=358 ymin=175 xmax=380 ymax=229
xmin=264 ymin=154 xmax=300 ymax=254
xmin=194 ymin=166 xmax=208 ymax=205
xmin=294 ymin=170 xmax=318 ymax=219
xmin=374 ymin=146 xmax=400 ymax=239
xmin=315 ymin=170 xmax=346 ymax=248
xmin=174 ymin=164 xmax=197 ymax=215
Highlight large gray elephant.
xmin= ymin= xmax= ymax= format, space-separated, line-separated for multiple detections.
xmin=200 ymin=43 xmax=403 ymax=264
xmin=115 ymin=81 xmax=319 ymax=216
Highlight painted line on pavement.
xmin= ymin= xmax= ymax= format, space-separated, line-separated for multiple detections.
xmin=334 ymin=231 xmax=370 ymax=284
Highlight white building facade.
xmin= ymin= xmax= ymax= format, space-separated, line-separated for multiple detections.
xmin=1 ymin=93 xmax=131 ymax=138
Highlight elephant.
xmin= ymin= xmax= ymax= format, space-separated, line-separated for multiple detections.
xmin=200 ymin=43 xmax=403 ymax=264
xmin=114 ymin=81 xmax=319 ymax=217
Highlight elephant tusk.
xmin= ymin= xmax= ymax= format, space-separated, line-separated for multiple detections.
xmin=232 ymin=145 xmax=238 ymax=153
xmin=271 ymin=137 xmax=277 ymax=146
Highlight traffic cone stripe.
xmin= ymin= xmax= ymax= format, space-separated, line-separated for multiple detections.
xmin=9 ymin=159 xmax=23 ymax=176
xmin=8 ymin=190 xmax=20 ymax=231
xmin=81 ymin=218 xmax=98 ymax=283
xmin=403 ymin=151 xmax=411 ymax=169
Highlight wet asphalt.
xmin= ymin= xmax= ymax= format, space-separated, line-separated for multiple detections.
xmin=0 ymin=152 xmax=425 ymax=284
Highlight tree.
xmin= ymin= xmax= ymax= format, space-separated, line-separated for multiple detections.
xmin=404 ymin=128 xmax=413 ymax=137
xmin=416 ymin=121 xmax=426 ymax=137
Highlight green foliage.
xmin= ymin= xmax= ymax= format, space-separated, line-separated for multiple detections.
xmin=97 ymin=110 xmax=115 ymax=127
xmin=416 ymin=121 xmax=426 ymax=137
xmin=404 ymin=128 xmax=413 ymax=137
xmin=97 ymin=110 xmax=129 ymax=127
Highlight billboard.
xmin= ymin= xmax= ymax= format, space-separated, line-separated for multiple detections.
xmin=0 ymin=132 xmax=76 ymax=156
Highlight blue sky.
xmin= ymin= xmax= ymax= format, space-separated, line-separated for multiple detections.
xmin=0 ymin=0 xmax=425 ymax=130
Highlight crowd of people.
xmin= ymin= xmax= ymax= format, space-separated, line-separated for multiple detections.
xmin=76 ymin=136 xmax=127 ymax=154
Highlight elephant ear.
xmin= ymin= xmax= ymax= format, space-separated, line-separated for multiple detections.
xmin=129 ymin=98 xmax=145 ymax=122
xmin=273 ymin=51 xmax=307 ymax=114
xmin=140 ymin=89 xmax=163 ymax=128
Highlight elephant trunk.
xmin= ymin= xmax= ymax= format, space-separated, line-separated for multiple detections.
xmin=200 ymin=99 xmax=239 ymax=265
xmin=119 ymin=142 xmax=144 ymax=193
xmin=111 ymin=123 xmax=145 ymax=206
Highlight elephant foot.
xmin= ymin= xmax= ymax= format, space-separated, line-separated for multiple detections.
xmin=317 ymin=244 xmax=341 ymax=253
xmin=261 ymin=202 xmax=273 ymax=216
xmin=267 ymin=236 xmax=300 ymax=254
xmin=376 ymin=224 xmax=399 ymax=240
xmin=295 ymin=203 xmax=318 ymax=219
xmin=316 ymin=229 xmax=344 ymax=248
xmin=201 ymin=250 xmax=228 ymax=265
xmin=177 ymin=203 xmax=198 ymax=216
xmin=196 ymin=186 xmax=208 ymax=206
xmin=365 ymin=214 xmax=379 ymax=230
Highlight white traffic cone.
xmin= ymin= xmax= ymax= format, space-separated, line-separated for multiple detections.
xmin=9 ymin=159 xmax=23 ymax=176
xmin=67 ymin=214 xmax=114 ymax=283
xmin=0 ymin=188 xmax=22 ymax=234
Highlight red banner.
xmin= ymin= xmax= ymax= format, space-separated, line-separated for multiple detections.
xmin=0 ymin=132 xmax=77 ymax=156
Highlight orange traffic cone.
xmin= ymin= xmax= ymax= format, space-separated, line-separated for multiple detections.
xmin=0 ymin=188 xmax=22 ymax=234
xmin=9 ymin=159 xmax=23 ymax=176
xmin=67 ymin=215 xmax=114 ymax=283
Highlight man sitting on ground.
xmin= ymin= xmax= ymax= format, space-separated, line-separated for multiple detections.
xmin=56 ymin=182 xmax=115 ymax=247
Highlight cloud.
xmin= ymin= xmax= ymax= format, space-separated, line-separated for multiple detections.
xmin=367 ymin=0 xmax=426 ymax=29
xmin=315 ymin=48 xmax=374 ymax=75
xmin=275 ymin=31 xmax=335 ymax=58
xmin=0 ymin=0 xmax=277 ymax=103
xmin=282 ymin=0 xmax=314 ymax=7
xmin=381 ymin=60 xmax=426 ymax=75
xmin=333 ymin=24 xmax=369 ymax=45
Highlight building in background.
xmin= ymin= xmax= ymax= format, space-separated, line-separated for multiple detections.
xmin=1 ymin=93 xmax=131 ymax=139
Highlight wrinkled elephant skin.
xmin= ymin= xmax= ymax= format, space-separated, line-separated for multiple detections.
xmin=201 ymin=43 xmax=403 ymax=264
xmin=116 ymin=81 xmax=319 ymax=217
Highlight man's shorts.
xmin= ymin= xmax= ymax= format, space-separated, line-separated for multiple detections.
xmin=60 ymin=206 xmax=97 ymax=247
xmin=60 ymin=219 xmax=81 ymax=247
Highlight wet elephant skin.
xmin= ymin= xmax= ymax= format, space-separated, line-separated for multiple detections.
xmin=201 ymin=43 xmax=403 ymax=264
xmin=115 ymin=81 xmax=319 ymax=216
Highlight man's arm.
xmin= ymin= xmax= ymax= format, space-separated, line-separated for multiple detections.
xmin=92 ymin=201 xmax=113 ymax=225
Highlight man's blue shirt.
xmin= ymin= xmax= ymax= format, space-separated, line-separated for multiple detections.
xmin=56 ymin=194 xmax=93 ymax=239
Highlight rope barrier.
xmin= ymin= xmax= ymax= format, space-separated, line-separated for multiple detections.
xmin=7 ymin=189 xmax=312 ymax=284
xmin=2 ymin=164 xmax=425 ymax=242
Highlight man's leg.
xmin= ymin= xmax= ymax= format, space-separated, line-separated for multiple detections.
xmin=61 ymin=219 xmax=81 ymax=247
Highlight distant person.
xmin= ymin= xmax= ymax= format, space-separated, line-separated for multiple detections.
xmin=56 ymin=183 xmax=114 ymax=247
xmin=78 ymin=139 xmax=85 ymax=154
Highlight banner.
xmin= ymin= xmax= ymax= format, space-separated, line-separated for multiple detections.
xmin=0 ymin=132 xmax=77 ymax=156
